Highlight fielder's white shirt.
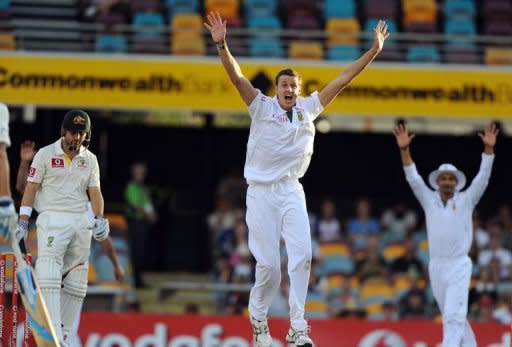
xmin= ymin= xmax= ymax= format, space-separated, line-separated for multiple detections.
xmin=244 ymin=90 xmax=324 ymax=184
xmin=28 ymin=138 xmax=100 ymax=214
xmin=404 ymin=153 xmax=494 ymax=260
xmin=0 ymin=103 xmax=11 ymax=147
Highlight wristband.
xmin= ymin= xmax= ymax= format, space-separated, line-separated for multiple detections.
xmin=400 ymin=146 xmax=409 ymax=151
xmin=216 ymin=41 xmax=225 ymax=50
xmin=19 ymin=206 xmax=33 ymax=217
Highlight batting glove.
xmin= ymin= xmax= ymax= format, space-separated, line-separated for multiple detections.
xmin=14 ymin=219 xmax=29 ymax=243
xmin=92 ymin=216 xmax=110 ymax=242
xmin=0 ymin=198 xmax=17 ymax=242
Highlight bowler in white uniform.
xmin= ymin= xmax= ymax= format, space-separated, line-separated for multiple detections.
xmin=394 ymin=123 xmax=498 ymax=347
xmin=204 ymin=11 xmax=390 ymax=347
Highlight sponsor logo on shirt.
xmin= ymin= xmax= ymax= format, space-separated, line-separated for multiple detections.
xmin=297 ymin=111 xmax=304 ymax=121
xmin=28 ymin=167 xmax=36 ymax=177
xmin=51 ymin=157 xmax=64 ymax=168
xmin=272 ymin=114 xmax=288 ymax=123
xmin=47 ymin=236 xmax=54 ymax=247
xmin=77 ymin=159 xmax=88 ymax=168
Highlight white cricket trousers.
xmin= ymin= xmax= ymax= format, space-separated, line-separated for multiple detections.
xmin=246 ymin=179 xmax=312 ymax=331
xmin=429 ymin=256 xmax=476 ymax=347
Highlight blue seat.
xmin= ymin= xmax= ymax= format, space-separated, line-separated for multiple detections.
xmin=444 ymin=0 xmax=476 ymax=20
xmin=407 ymin=46 xmax=441 ymax=63
xmin=324 ymin=0 xmax=356 ymax=19
xmin=320 ymin=255 xmax=354 ymax=276
xmin=244 ymin=0 xmax=277 ymax=17
xmin=249 ymin=37 xmax=284 ymax=58
xmin=247 ymin=15 xmax=281 ymax=30
xmin=0 ymin=0 xmax=10 ymax=10
xmin=445 ymin=19 xmax=476 ymax=35
xmin=95 ymin=34 xmax=128 ymax=53
xmin=166 ymin=0 xmax=198 ymax=16
xmin=327 ymin=44 xmax=360 ymax=61
xmin=133 ymin=12 xmax=165 ymax=38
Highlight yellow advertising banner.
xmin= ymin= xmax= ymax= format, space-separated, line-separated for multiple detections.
xmin=0 ymin=53 xmax=511 ymax=118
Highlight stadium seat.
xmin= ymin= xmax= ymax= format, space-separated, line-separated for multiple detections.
xmin=365 ymin=0 xmax=399 ymax=20
xmin=319 ymin=255 xmax=354 ymax=276
xmin=445 ymin=19 xmax=476 ymax=36
xmin=407 ymin=45 xmax=440 ymax=63
xmin=365 ymin=18 xmax=397 ymax=44
xmin=305 ymin=292 xmax=329 ymax=318
xmin=360 ymin=281 xmax=394 ymax=306
xmin=484 ymin=19 xmax=512 ymax=36
xmin=205 ymin=0 xmax=240 ymax=20
xmin=366 ymin=302 xmax=384 ymax=320
xmin=96 ymin=13 xmax=126 ymax=26
xmin=0 ymin=32 xmax=15 ymax=50
xmin=377 ymin=45 xmax=404 ymax=62
xmin=131 ymin=0 xmax=161 ymax=13
xmin=443 ymin=0 xmax=476 ymax=20
xmin=287 ymin=11 xmax=321 ymax=31
xmin=416 ymin=239 xmax=429 ymax=265
xmin=443 ymin=46 xmax=480 ymax=64
xmin=247 ymin=15 xmax=281 ymax=30
xmin=327 ymin=275 xmax=360 ymax=297
xmin=394 ymin=275 xmax=413 ymax=299
xmin=95 ymin=34 xmax=128 ymax=53
xmin=382 ymin=244 xmax=406 ymax=264
xmin=244 ymin=0 xmax=277 ymax=17
xmin=172 ymin=38 xmax=206 ymax=55
xmin=485 ymin=47 xmax=512 ymax=65
xmin=166 ymin=0 xmax=199 ymax=16
xmin=326 ymin=18 xmax=360 ymax=45
xmin=131 ymin=37 xmax=168 ymax=54
xmin=324 ymin=0 xmax=356 ymax=19
xmin=289 ymin=42 xmax=323 ymax=60
xmin=132 ymin=12 xmax=166 ymax=39
xmin=403 ymin=0 xmax=437 ymax=27
xmin=249 ymin=37 xmax=284 ymax=58
xmin=327 ymin=44 xmax=360 ymax=61
xmin=0 ymin=0 xmax=10 ymax=10
xmin=483 ymin=0 xmax=512 ymax=19
xmin=171 ymin=13 xmax=203 ymax=40
xmin=319 ymin=243 xmax=351 ymax=257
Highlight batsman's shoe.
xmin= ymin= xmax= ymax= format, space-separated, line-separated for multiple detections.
xmin=286 ymin=326 xmax=313 ymax=347
xmin=249 ymin=315 xmax=273 ymax=347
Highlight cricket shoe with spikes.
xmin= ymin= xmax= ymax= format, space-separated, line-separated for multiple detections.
xmin=249 ymin=315 xmax=273 ymax=347
xmin=285 ymin=326 xmax=313 ymax=347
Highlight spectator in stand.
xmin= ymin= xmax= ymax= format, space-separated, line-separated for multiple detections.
xmin=474 ymin=295 xmax=495 ymax=323
xmin=213 ymin=252 xmax=233 ymax=313
xmin=217 ymin=165 xmax=247 ymax=209
xmin=380 ymin=201 xmax=417 ymax=236
xmin=82 ymin=0 xmax=131 ymax=23
xmin=493 ymin=294 xmax=512 ymax=324
xmin=478 ymin=235 xmax=512 ymax=279
xmin=399 ymin=285 xmax=427 ymax=320
xmin=390 ymin=238 xmax=426 ymax=280
xmin=469 ymin=266 xmax=498 ymax=311
xmin=328 ymin=278 xmax=362 ymax=318
xmin=382 ymin=301 xmax=399 ymax=321
xmin=347 ymin=198 xmax=380 ymax=249
xmin=208 ymin=196 xmax=236 ymax=256
xmin=317 ymin=198 xmax=342 ymax=243
xmin=473 ymin=211 xmax=489 ymax=250
xmin=356 ymin=239 xmax=388 ymax=283
xmin=124 ymin=161 xmax=157 ymax=288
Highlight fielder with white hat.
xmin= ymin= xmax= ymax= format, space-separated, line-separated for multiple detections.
xmin=393 ymin=123 xmax=498 ymax=347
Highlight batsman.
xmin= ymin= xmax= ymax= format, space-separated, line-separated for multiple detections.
xmin=394 ymin=122 xmax=497 ymax=347
xmin=16 ymin=110 xmax=110 ymax=346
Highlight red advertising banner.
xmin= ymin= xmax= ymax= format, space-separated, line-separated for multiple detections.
xmin=78 ymin=313 xmax=511 ymax=347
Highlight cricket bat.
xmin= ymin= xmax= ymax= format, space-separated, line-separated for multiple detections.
xmin=11 ymin=240 xmax=59 ymax=347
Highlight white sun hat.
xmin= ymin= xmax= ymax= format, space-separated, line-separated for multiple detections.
xmin=428 ymin=163 xmax=467 ymax=191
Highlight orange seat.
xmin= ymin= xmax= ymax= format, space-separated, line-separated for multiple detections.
xmin=326 ymin=18 xmax=360 ymax=45
xmin=382 ymin=244 xmax=406 ymax=263
xmin=319 ymin=243 xmax=350 ymax=258
xmin=288 ymin=41 xmax=323 ymax=60
xmin=0 ymin=33 xmax=15 ymax=51
xmin=171 ymin=13 xmax=203 ymax=40
xmin=205 ymin=0 xmax=240 ymax=20
xmin=485 ymin=48 xmax=512 ymax=65
xmin=403 ymin=0 xmax=437 ymax=27
xmin=172 ymin=38 xmax=206 ymax=56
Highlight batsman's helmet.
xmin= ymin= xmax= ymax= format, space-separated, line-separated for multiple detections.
xmin=61 ymin=109 xmax=92 ymax=148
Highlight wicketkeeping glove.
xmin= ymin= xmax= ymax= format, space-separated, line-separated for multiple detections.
xmin=92 ymin=216 xmax=110 ymax=242
xmin=0 ymin=198 xmax=17 ymax=242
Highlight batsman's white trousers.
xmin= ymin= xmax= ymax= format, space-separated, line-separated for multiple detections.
xmin=246 ymin=178 xmax=312 ymax=331
xmin=35 ymin=211 xmax=93 ymax=341
xmin=429 ymin=256 xmax=476 ymax=347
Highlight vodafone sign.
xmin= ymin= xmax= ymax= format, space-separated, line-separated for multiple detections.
xmin=78 ymin=313 xmax=510 ymax=347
